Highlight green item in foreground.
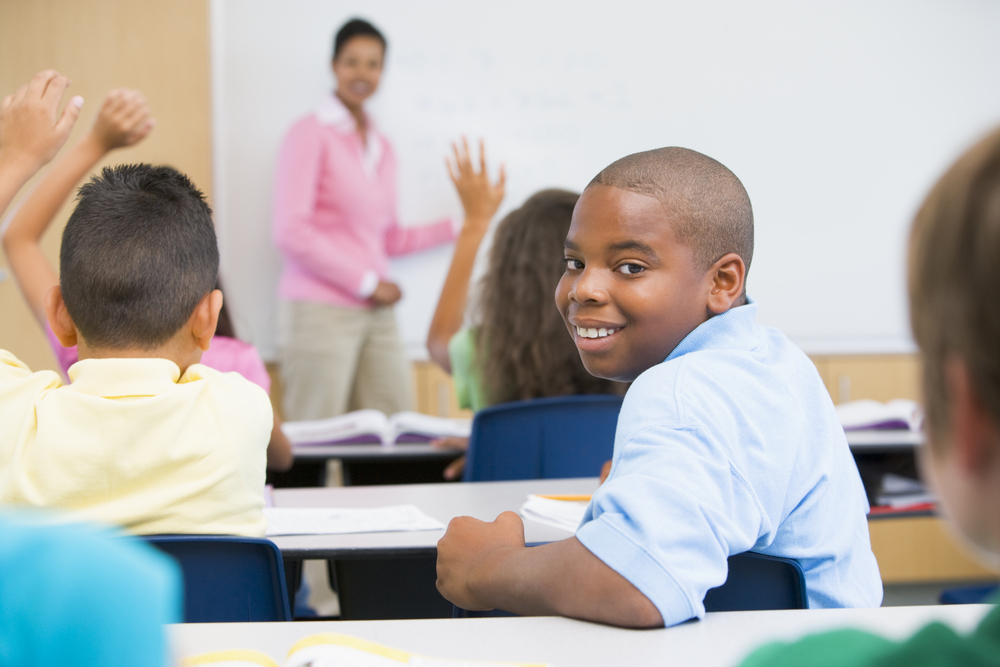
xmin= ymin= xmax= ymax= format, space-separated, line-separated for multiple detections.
xmin=739 ymin=604 xmax=1000 ymax=667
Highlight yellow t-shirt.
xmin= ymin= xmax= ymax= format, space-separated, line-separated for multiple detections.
xmin=0 ymin=350 xmax=270 ymax=536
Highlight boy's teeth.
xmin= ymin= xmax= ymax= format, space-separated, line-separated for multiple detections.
xmin=576 ymin=326 xmax=617 ymax=339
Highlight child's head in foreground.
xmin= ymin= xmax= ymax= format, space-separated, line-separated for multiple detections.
xmin=909 ymin=127 xmax=1000 ymax=566
xmin=50 ymin=163 xmax=221 ymax=364
xmin=556 ymin=147 xmax=754 ymax=383
xmin=475 ymin=188 xmax=622 ymax=403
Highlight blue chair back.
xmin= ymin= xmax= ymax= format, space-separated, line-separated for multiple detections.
xmin=455 ymin=551 xmax=807 ymax=618
xmin=143 ymin=535 xmax=291 ymax=622
xmin=939 ymin=583 xmax=999 ymax=605
xmin=464 ymin=394 xmax=624 ymax=482
xmin=703 ymin=552 xmax=808 ymax=612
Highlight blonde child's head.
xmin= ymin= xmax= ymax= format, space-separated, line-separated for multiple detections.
xmin=908 ymin=127 xmax=1000 ymax=563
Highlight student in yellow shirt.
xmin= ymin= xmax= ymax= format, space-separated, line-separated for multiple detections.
xmin=0 ymin=72 xmax=270 ymax=536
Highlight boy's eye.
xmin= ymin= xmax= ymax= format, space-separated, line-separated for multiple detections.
xmin=617 ymin=263 xmax=645 ymax=275
xmin=565 ymin=258 xmax=584 ymax=271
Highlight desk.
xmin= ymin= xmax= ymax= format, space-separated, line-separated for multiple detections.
xmin=271 ymin=477 xmax=594 ymax=559
xmin=846 ymin=429 xmax=923 ymax=452
xmin=842 ymin=431 xmax=993 ymax=583
xmin=273 ymin=478 xmax=597 ymax=619
xmin=268 ymin=443 xmax=464 ymax=487
xmin=171 ymin=604 xmax=992 ymax=667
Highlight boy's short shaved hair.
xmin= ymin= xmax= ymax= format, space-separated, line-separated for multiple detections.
xmin=909 ymin=127 xmax=1000 ymax=451
xmin=589 ymin=147 xmax=754 ymax=275
xmin=60 ymin=164 xmax=219 ymax=350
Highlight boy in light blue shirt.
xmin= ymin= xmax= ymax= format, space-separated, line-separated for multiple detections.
xmin=436 ymin=147 xmax=882 ymax=627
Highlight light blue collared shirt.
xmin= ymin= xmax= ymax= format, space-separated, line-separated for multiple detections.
xmin=576 ymin=301 xmax=883 ymax=626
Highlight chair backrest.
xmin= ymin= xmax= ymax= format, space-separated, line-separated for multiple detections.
xmin=143 ymin=535 xmax=291 ymax=622
xmin=464 ymin=394 xmax=624 ymax=482
xmin=703 ymin=552 xmax=808 ymax=612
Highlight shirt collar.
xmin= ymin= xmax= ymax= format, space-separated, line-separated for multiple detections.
xmin=66 ymin=358 xmax=199 ymax=397
xmin=666 ymin=297 xmax=761 ymax=363
xmin=314 ymin=93 xmax=383 ymax=178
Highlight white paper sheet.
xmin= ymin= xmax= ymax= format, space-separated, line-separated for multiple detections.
xmin=264 ymin=505 xmax=445 ymax=536
xmin=519 ymin=495 xmax=589 ymax=533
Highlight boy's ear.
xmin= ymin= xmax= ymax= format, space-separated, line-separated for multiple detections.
xmin=706 ymin=252 xmax=746 ymax=315
xmin=43 ymin=285 xmax=79 ymax=348
xmin=945 ymin=359 xmax=999 ymax=474
xmin=189 ymin=289 xmax=223 ymax=352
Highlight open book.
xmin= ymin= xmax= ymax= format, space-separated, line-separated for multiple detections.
xmin=282 ymin=410 xmax=471 ymax=446
xmin=181 ymin=632 xmax=547 ymax=666
xmin=835 ymin=399 xmax=923 ymax=432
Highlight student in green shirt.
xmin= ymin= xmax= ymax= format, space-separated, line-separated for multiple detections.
xmin=428 ymin=141 xmax=624 ymax=479
xmin=739 ymin=126 xmax=1000 ymax=666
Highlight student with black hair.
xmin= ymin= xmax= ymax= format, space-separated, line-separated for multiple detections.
xmin=273 ymin=18 xmax=458 ymax=422
xmin=2 ymin=87 xmax=293 ymax=472
xmin=0 ymin=150 xmax=271 ymax=536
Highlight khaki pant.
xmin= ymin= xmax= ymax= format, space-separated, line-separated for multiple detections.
xmin=277 ymin=301 xmax=414 ymax=421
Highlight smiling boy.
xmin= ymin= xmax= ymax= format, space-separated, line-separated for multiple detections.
xmin=435 ymin=147 xmax=882 ymax=627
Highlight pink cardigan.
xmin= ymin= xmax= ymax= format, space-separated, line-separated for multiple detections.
xmin=272 ymin=94 xmax=455 ymax=308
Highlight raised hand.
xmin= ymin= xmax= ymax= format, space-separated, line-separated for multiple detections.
xmin=0 ymin=70 xmax=82 ymax=176
xmin=89 ymin=88 xmax=155 ymax=152
xmin=446 ymin=138 xmax=505 ymax=232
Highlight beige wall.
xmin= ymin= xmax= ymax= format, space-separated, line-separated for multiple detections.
xmin=0 ymin=0 xmax=211 ymax=372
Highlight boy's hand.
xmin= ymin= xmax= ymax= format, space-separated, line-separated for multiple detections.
xmin=446 ymin=137 xmax=505 ymax=234
xmin=0 ymin=70 xmax=82 ymax=174
xmin=89 ymin=88 xmax=154 ymax=152
xmin=436 ymin=511 xmax=525 ymax=610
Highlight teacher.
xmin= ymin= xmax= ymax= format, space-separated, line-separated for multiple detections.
xmin=272 ymin=18 xmax=456 ymax=421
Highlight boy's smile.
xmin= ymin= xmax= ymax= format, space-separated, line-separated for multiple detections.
xmin=555 ymin=185 xmax=714 ymax=382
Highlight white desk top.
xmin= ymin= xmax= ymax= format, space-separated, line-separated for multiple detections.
xmin=292 ymin=442 xmax=462 ymax=461
xmin=171 ymin=604 xmax=991 ymax=667
xmin=270 ymin=478 xmax=598 ymax=559
xmin=846 ymin=429 xmax=924 ymax=450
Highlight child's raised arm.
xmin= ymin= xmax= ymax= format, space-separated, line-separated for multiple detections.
xmin=2 ymin=88 xmax=154 ymax=325
xmin=427 ymin=138 xmax=505 ymax=372
xmin=0 ymin=70 xmax=82 ymax=219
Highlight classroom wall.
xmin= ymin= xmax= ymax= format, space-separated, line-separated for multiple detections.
xmin=213 ymin=0 xmax=1000 ymax=361
xmin=0 ymin=1 xmax=928 ymax=416
xmin=0 ymin=0 xmax=212 ymax=373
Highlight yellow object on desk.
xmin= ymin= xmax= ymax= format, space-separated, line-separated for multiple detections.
xmin=182 ymin=632 xmax=548 ymax=666
xmin=536 ymin=494 xmax=592 ymax=502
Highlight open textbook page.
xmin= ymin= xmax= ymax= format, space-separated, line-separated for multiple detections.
xmin=263 ymin=505 xmax=444 ymax=536
xmin=282 ymin=410 xmax=471 ymax=446
xmin=181 ymin=632 xmax=548 ymax=666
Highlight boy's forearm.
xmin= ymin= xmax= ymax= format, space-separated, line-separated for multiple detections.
xmin=2 ymin=134 xmax=107 ymax=324
xmin=426 ymin=219 xmax=490 ymax=371
xmin=4 ymin=133 xmax=106 ymax=245
xmin=0 ymin=160 xmax=37 ymax=219
xmin=464 ymin=536 xmax=664 ymax=628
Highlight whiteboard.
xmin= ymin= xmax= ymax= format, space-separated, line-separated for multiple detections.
xmin=210 ymin=0 xmax=1000 ymax=360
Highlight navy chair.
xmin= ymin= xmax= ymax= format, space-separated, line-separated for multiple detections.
xmin=142 ymin=535 xmax=292 ymax=622
xmin=455 ymin=551 xmax=807 ymax=617
xmin=464 ymin=394 xmax=624 ymax=482
xmin=939 ymin=583 xmax=999 ymax=605
xmin=703 ymin=552 xmax=808 ymax=612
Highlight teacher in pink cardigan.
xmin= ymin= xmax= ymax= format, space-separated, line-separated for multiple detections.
xmin=272 ymin=19 xmax=457 ymax=421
